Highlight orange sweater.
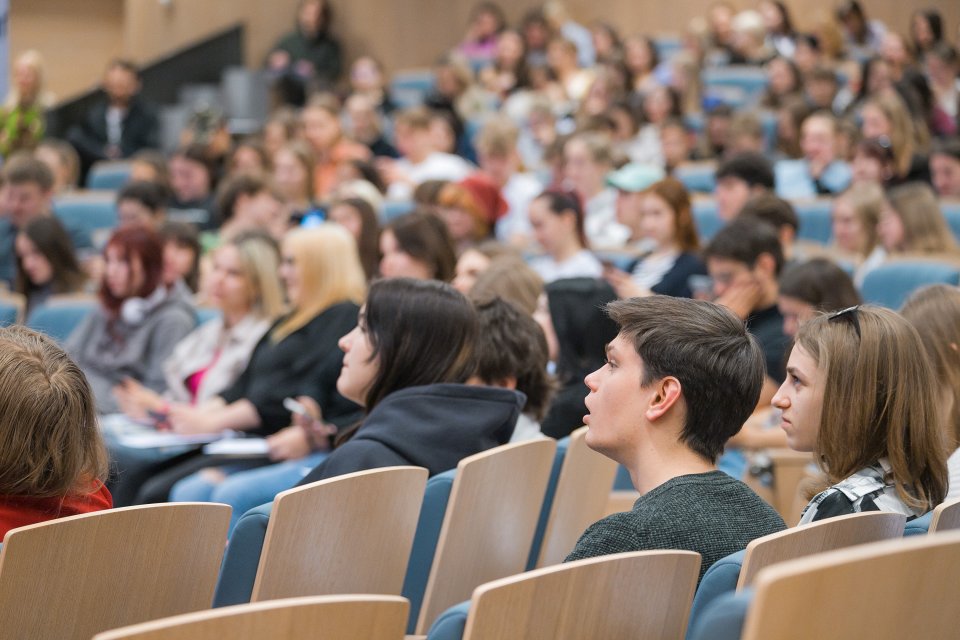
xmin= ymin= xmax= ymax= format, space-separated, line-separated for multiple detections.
xmin=0 ymin=482 xmax=113 ymax=539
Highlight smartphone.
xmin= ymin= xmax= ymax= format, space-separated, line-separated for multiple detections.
xmin=283 ymin=397 xmax=310 ymax=418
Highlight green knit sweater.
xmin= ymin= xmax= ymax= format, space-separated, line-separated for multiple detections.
xmin=565 ymin=470 xmax=786 ymax=583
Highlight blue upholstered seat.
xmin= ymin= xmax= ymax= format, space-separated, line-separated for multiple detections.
xmin=686 ymin=549 xmax=746 ymax=639
xmin=860 ymin=261 xmax=960 ymax=309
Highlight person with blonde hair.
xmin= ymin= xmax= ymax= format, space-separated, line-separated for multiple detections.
xmin=877 ymin=182 xmax=960 ymax=257
xmin=0 ymin=326 xmax=111 ymax=537
xmin=772 ymin=306 xmax=947 ymax=523
xmin=114 ymin=231 xmax=286 ymax=415
xmin=860 ymin=91 xmax=929 ymax=185
xmin=830 ymin=182 xmax=885 ymax=282
xmin=564 ymin=132 xmax=625 ymax=248
xmin=0 ymin=50 xmax=53 ymax=157
xmin=120 ymin=224 xmax=365 ymax=505
xmin=901 ymin=285 xmax=960 ymax=501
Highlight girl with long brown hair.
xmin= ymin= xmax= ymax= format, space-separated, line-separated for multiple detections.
xmin=772 ymin=305 xmax=948 ymax=523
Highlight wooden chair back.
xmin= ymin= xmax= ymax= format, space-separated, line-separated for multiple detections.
xmin=0 ymin=503 xmax=230 ymax=640
xmin=737 ymin=511 xmax=905 ymax=589
xmin=930 ymin=498 xmax=960 ymax=533
xmin=92 ymin=595 xmax=408 ymax=640
xmin=742 ymin=531 xmax=960 ymax=640
xmin=252 ymin=466 xmax=428 ymax=602
xmin=463 ymin=551 xmax=701 ymax=640
xmin=535 ymin=427 xmax=618 ymax=567
xmin=415 ymin=439 xmax=557 ymax=633
xmin=767 ymin=449 xmax=815 ymax=524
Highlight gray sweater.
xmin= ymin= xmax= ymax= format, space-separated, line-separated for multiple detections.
xmin=565 ymin=470 xmax=786 ymax=583
xmin=66 ymin=297 xmax=196 ymax=414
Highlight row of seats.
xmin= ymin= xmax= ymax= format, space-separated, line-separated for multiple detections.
xmin=0 ymin=429 xmax=618 ymax=638
xmin=7 ymin=464 xmax=958 ymax=638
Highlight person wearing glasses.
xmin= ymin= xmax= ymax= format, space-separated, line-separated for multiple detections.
xmin=772 ymin=305 xmax=947 ymax=524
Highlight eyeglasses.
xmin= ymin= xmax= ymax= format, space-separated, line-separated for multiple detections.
xmin=827 ymin=305 xmax=861 ymax=340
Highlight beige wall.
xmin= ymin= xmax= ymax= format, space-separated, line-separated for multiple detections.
xmin=10 ymin=0 xmax=123 ymax=102
xmin=9 ymin=0 xmax=960 ymax=102
xmin=11 ymin=0 xmax=302 ymax=101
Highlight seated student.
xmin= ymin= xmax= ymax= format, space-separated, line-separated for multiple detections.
xmin=172 ymin=278 xmax=523 ymax=531
xmin=380 ymin=107 xmax=474 ymax=201
xmin=452 ymin=240 xmax=521 ymax=294
xmin=159 ymin=222 xmax=202 ymax=298
xmin=0 ymin=154 xmax=57 ymax=287
xmin=326 ymin=197 xmax=382 ymax=281
xmin=469 ymin=297 xmax=554 ymax=442
xmin=563 ymin=132 xmax=625 ymax=250
xmin=14 ymin=216 xmax=87 ymax=317
xmin=379 ymin=211 xmax=458 ymax=282
xmin=564 ymin=296 xmax=786 ymax=582
xmin=0 ymin=326 xmax=112 ymax=537
xmin=704 ymin=218 xmax=790 ymax=402
xmin=830 ymin=182 xmax=885 ymax=281
xmin=714 ymin=151 xmax=775 ymax=222
xmin=467 ymin=255 xmax=543 ymax=316
xmin=777 ymin=258 xmax=862 ymax=339
xmin=604 ymin=175 xmax=707 ymax=299
xmin=35 ymin=139 xmax=81 ymax=195
xmin=120 ymin=224 xmax=364 ymax=506
xmin=296 ymin=277 xmax=523 ymax=485
xmin=773 ymin=306 xmax=947 ymax=523
xmin=737 ymin=193 xmax=800 ymax=263
xmin=528 ymin=190 xmax=604 ymax=283
xmin=724 ymin=258 xmax=862 ymax=456
xmin=113 ymin=232 xmax=284 ymax=416
xmin=474 ymin=116 xmax=543 ymax=249
xmin=66 ymin=226 xmax=196 ymax=415
xmin=168 ymin=144 xmax=219 ymax=230
xmin=901 ymin=285 xmax=960 ymax=501
xmin=775 ymin=111 xmax=852 ymax=199
xmin=116 ymin=180 xmax=168 ymax=230
xmin=207 ymin=174 xmax=288 ymax=252
xmin=876 ymin=182 xmax=960 ymax=260
xmin=930 ymin=138 xmax=960 ymax=198
xmin=537 ymin=277 xmax=619 ymax=440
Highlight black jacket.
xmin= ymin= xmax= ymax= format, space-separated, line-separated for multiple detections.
xmin=67 ymin=95 xmax=159 ymax=163
xmin=220 ymin=302 xmax=362 ymax=435
xmin=299 ymin=383 xmax=524 ymax=485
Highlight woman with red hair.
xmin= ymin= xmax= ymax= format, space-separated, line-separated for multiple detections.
xmin=65 ymin=226 xmax=196 ymax=414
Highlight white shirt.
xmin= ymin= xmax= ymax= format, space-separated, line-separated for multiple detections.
xmin=387 ymin=152 xmax=475 ymax=200
xmin=529 ymin=249 xmax=603 ymax=283
xmin=947 ymin=447 xmax=960 ymax=502
xmin=584 ymin=188 xmax=630 ymax=250
xmin=495 ymin=172 xmax=544 ymax=242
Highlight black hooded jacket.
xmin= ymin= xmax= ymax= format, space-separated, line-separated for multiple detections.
xmin=298 ymin=383 xmax=525 ymax=485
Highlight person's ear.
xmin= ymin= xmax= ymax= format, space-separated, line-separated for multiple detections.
xmin=753 ymin=252 xmax=776 ymax=278
xmin=645 ymin=376 xmax=682 ymax=422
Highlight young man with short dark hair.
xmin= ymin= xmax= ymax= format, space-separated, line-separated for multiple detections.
xmin=470 ymin=296 xmax=554 ymax=441
xmin=704 ymin=218 xmax=789 ymax=402
xmin=565 ymin=295 xmax=785 ymax=582
xmin=714 ymin=151 xmax=775 ymax=221
xmin=0 ymin=154 xmax=56 ymax=286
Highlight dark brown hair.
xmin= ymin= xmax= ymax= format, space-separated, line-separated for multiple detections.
xmin=473 ymin=297 xmax=554 ymax=421
xmin=607 ymin=295 xmax=765 ymax=462
xmin=15 ymin=216 xmax=86 ymax=297
xmin=384 ymin=211 xmax=458 ymax=282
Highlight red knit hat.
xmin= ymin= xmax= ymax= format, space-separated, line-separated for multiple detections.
xmin=458 ymin=173 xmax=509 ymax=223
